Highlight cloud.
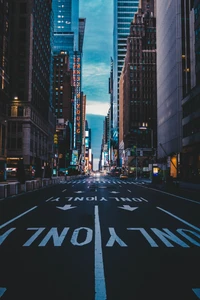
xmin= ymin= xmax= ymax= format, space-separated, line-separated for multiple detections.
xmin=83 ymin=62 xmax=110 ymax=78
xmin=86 ymin=100 xmax=110 ymax=116
xmin=82 ymin=62 xmax=111 ymax=101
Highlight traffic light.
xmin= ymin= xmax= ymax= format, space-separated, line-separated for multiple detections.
xmin=131 ymin=145 xmax=136 ymax=156
xmin=54 ymin=134 xmax=58 ymax=144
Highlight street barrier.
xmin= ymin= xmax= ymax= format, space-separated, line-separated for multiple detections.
xmin=26 ymin=181 xmax=34 ymax=191
xmin=8 ymin=182 xmax=19 ymax=195
xmin=0 ymin=184 xmax=9 ymax=198
xmin=42 ymin=178 xmax=50 ymax=187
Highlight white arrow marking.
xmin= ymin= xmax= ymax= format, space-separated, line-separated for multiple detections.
xmin=51 ymin=197 xmax=60 ymax=202
xmin=0 ymin=287 xmax=7 ymax=297
xmin=110 ymin=191 xmax=120 ymax=194
xmin=56 ymin=204 xmax=76 ymax=211
xmin=193 ymin=288 xmax=200 ymax=298
xmin=74 ymin=191 xmax=85 ymax=193
xmin=118 ymin=205 xmax=138 ymax=211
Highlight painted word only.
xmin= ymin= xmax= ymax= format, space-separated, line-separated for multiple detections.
xmin=65 ymin=197 xmax=148 ymax=202
xmin=1 ymin=227 xmax=199 ymax=248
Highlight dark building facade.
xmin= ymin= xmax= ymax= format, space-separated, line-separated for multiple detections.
xmin=7 ymin=0 xmax=54 ymax=177
xmin=182 ymin=0 xmax=200 ymax=182
xmin=0 ymin=0 xmax=9 ymax=181
xmin=119 ymin=0 xmax=157 ymax=177
xmin=157 ymin=0 xmax=200 ymax=182
xmin=53 ymin=51 xmax=73 ymax=174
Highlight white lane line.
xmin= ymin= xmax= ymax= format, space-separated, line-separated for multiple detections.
xmin=46 ymin=197 xmax=53 ymax=202
xmin=0 ymin=206 xmax=37 ymax=230
xmin=62 ymin=189 xmax=67 ymax=192
xmin=142 ymin=186 xmax=200 ymax=204
xmin=127 ymin=190 xmax=131 ymax=193
xmin=193 ymin=288 xmax=200 ymax=298
xmin=94 ymin=206 xmax=107 ymax=300
xmin=0 ymin=287 xmax=6 ymax=297
xmin=157 ymin=207 xmax=200 ymax=232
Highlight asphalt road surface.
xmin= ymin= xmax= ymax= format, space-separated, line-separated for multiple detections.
xmin=1 ymin=175 xmax=200 ymax=299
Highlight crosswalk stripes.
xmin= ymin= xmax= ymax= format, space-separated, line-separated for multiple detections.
xmin=63 ymin=179 xmax=147 ymax=185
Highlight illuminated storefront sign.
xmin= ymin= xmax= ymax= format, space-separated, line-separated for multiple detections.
xmin=73 ymin=52 xmax=81 ymax=149
xmin=71 ymin=150 xmax=78 ymax=165
xmin=85 ymin=137 xmax=89 ymax=148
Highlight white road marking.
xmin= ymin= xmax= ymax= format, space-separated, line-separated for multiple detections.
xmin=62 ymin=189 xmax=67 ymax=192
xmin=193 ymin=288 xmax=200 ymax=298
xmin=0 ymin=206 xmax=37 ymax=230
xmin=157 ymin=207 xmax=200 ymax=232
xmin=143 ymin=186 xmax=200 ymax=204
xmin=118 ymin=205 xmax=138 ymax=211
xmin=56 ymin=204 xmax=76 ymax=211
xmin=0 ymin=287 xmax=6 ymax=297
xmin=127 ymin=190 xmax=131 ymax=193
xmin=45 ymin=197 xmax=53 ymax=202
xmin=94 ymin=206 xmax=107 ymax=300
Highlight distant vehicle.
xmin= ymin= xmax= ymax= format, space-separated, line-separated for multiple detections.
xmin=110 ymin=167 xmax=121 ymax=177
xmin=120 ymin=173 xmax=128 ymax=179
xmin=92 ymin=171 xmax=100 ymax=177
xmin=6 ymin=167 xmax=17 ymax=177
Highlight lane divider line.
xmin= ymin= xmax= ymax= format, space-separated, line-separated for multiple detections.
xmin=142 ymin=186 xmax=200 ymax=205
xmin=0 ymin=206 xmax=37 ymax=230
xmin=157 ymin=207 xmax=200 ymax=232
xmin=94 ymin=205 xmax=107 ymax=300
xmin=45 ymin=197 xmax=53 ymax=202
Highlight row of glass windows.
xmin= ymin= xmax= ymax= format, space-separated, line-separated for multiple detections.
xmin=118 ymin=2 xmax=139 ymax=7
xmin=118 ymin=7 xmax=138 ymax=12
xmin=7 ymin=137 xmax=22 ymax=150
xmin=183 ymin=117 xmax=200 ymax=138
xmin=118 ymin=13 xmax=135 ymax=18
xmin=182 ymin=94 xmax=200 ymax=118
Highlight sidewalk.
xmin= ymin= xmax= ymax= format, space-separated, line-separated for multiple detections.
xmin=0 ymin=177 xmax=61 ymax=200
xmin=146 ymin=180 xmax=200 ymax=202
xmin=0 ymin=175 xmax=85 ymax=200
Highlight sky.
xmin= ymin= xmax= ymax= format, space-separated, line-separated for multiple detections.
xmin=80 ymin=0 xmax=113 ymax=170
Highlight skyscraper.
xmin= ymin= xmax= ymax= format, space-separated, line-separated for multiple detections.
xmin=52 ymin=0 xmax=79 ymax=68
xmin=156 ymin=0 xmax=200 ymax=180
xmin=52 ymin=0 xmax=86 ymax=169
xmin=0 ymin=0 xmax=9 ymax=181
xmin=113 ymin=0 xmax=139 ymax=164
xmin=119 ymin=0 xmax=156 ymax=176
xmin=7 ymin=0 xmax=53 ymax=177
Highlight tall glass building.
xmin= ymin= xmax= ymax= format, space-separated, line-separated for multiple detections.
xmin=52 ymin=0 xmax=79 ymax=68
xmin=113 ymin=0 xmax=139 ymax=162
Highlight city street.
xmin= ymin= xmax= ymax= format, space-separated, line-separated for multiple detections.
xmin=0 ymin=175 xmax=200 ymax=300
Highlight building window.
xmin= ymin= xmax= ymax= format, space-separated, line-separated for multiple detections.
xmin=20 ymin=3 xmax=27 ymax=14
xmin=17 ymin=138 xmax=22 ymax=149
xmin=17 ymin=106 xmax=24 ymax=116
